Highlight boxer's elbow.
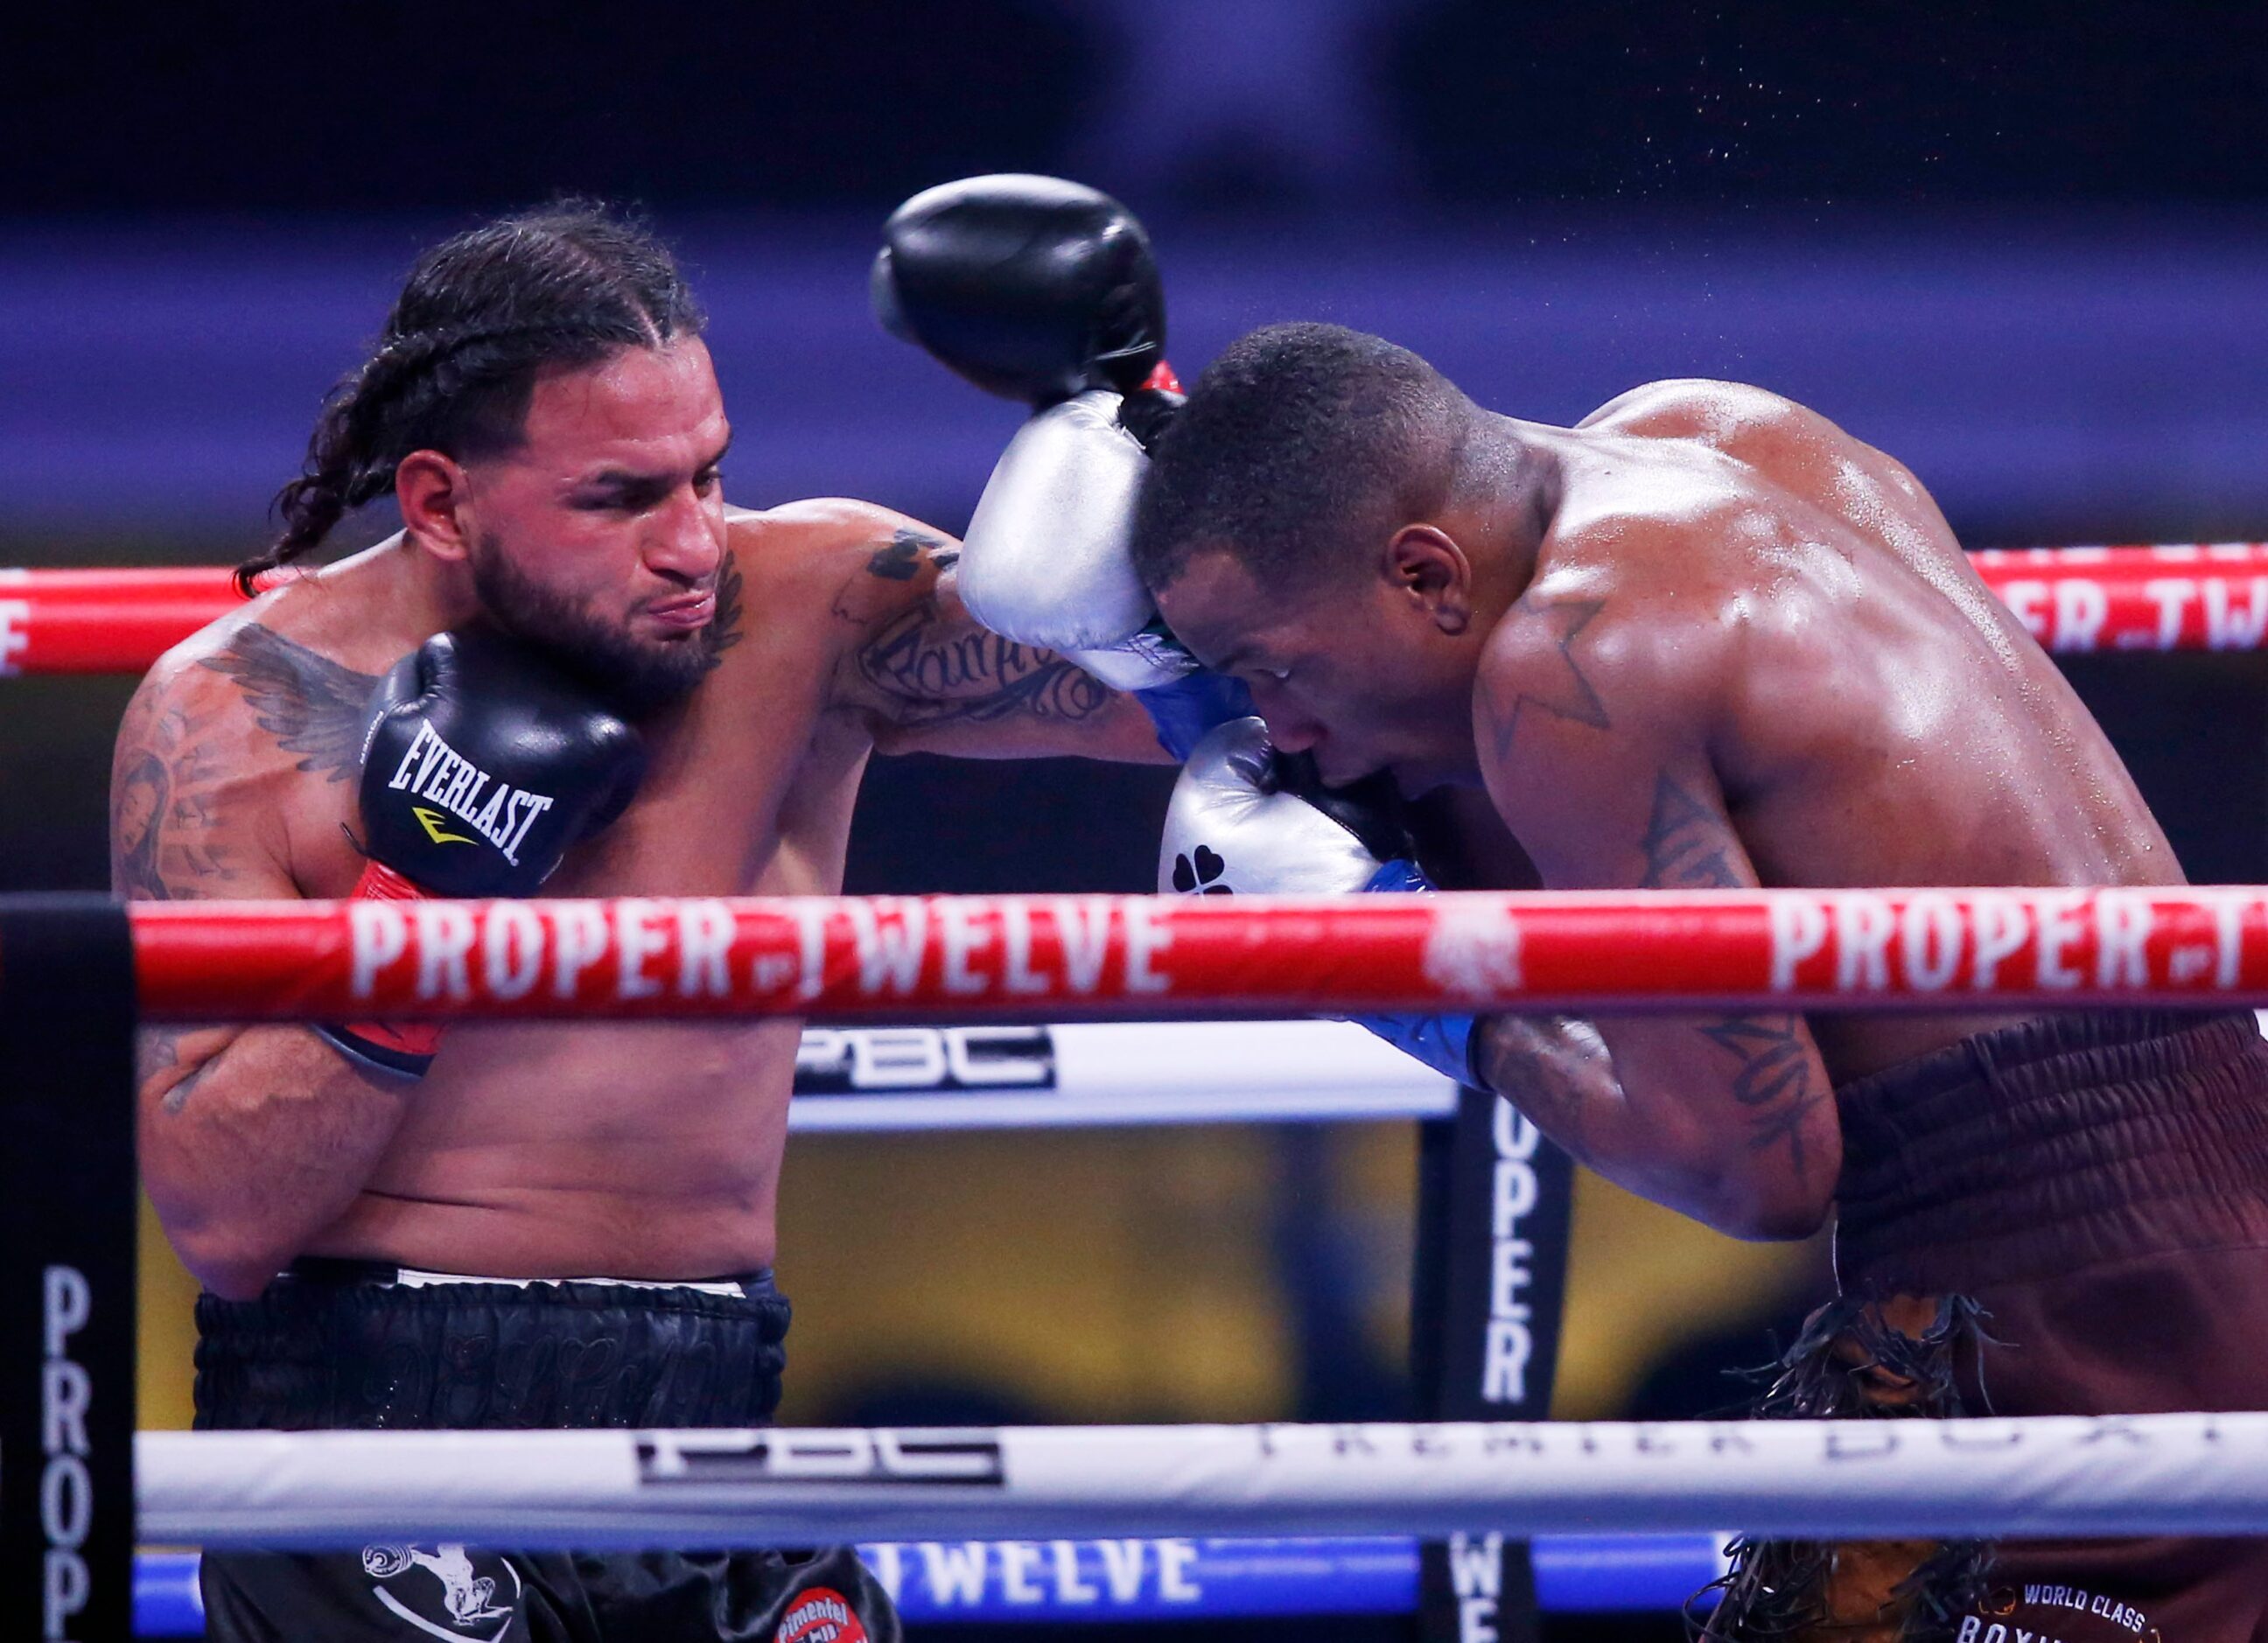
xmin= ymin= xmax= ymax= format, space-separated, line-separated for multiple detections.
xmin=162 ymin=1212 xmax=290 ymax=1301
xmin=1690 ymin=1164 xmax=1835 ymax=1242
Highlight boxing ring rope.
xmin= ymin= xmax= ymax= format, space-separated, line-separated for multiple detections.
xmin=135 ymin=1413 xmax=2268 ymax=1547
xmin=786 ymin=1019 xmax=1461 ymax=1129
xmin=10 ymin=548 xmax=2262 ymax=1629
xmin=119 ymin=885 xmax=2268 ymax=1022
xmin=10 ymin=543 xmax=2268 ymax=674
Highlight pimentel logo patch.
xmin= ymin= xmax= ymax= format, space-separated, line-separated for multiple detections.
xmin=385 ymin=721 xmax=556 ymax=865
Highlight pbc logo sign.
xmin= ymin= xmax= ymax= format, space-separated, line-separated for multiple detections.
xmin=637 ymin=1430 xmax=1007 ymax=1487
xmin=794 ymin=1027 xmax=1054 ymax=1094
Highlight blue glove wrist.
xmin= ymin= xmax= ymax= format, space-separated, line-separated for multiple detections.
xmin=1354 ymin=1010 xmax=1479 ymax=1087
xmin=1134 ymin=670 xmax=1256 ymax=761
xmin=1352 ymin=857 xmax=1475 ymax=1083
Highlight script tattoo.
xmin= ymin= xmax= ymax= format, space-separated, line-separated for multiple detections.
xmin=857 ymin=603 xmax=1110 ymax=725
xmin=1487 ymin=596 xmax=1610 ymax=759
xmin=835 ymin=528 xmax=1102 ymax=727
xmin=1640 ymin=773 xmax=1742 ymax=891
xmin=1639 ymin=772 xmax=1825 ymax=1178
xmin=200 ymin=625 xmax=381 ymax=782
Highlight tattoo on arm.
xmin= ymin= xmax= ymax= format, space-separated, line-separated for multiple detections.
xmin=136 ymin=1025 xmax=214 ymax=1113
xmin=856 ymin=604 xmax=1110 ymax=725
xmin=1640 ymin=772 xmax=1827 ymax=1177
xmin=837 ymin=528 xmax=1103 ymax=728
xmin=110 ymin=696 xmax=245 ymax=901
xmin=1474 ymin=1016 xmax=1606 ymax=1164
xmin=199 ymin=625 xmax=382 ymax=783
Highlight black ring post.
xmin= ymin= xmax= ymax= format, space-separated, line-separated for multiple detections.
xmin=0 ymin=896 xmax=137 ymax=1643
xmin=1411 ymin=1087 xmax=1573 ymax=1643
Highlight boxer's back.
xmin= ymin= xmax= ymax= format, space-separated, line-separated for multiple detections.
xmin=1508 ymin=381 xmax=2181 ymax=1073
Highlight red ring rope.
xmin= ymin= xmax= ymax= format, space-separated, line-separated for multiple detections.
xmin=109 ymin=887 xmax=2268 ymax=1023
xmin=6 ymin=548 xmax=2268 ymax=675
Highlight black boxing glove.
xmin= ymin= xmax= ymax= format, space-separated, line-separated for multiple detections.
xmin=318 ymin=626 xmax=647 ymax=1076
xmin=872 ymin=172 xmax=1168 ymax=408
xmin=874 ymin=175 xmax=1245 ymax=753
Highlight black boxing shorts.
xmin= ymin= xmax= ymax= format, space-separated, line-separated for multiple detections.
xmin=1703 ymin=1010 xmax=2268 ymax=1641
xmin=192 ymin=1259 xmax=900 ymax=1643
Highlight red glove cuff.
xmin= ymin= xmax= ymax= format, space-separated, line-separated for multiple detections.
xmin=324 ymin=859 xmax=444 ymax=1069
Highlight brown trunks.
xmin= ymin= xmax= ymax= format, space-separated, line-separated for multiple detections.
xmin=1704 ymin=1010 xmax=2268 ymax=1642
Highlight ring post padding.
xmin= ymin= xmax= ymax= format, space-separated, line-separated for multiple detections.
xmin=0 ymin=896 xmax=136 ymax=1643
xmin=1412 ymin=1093 xmax=1574 ymax=1641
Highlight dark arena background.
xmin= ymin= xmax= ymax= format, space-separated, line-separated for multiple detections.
xmin=6 ymin=4 xmax=2267 ymax=1640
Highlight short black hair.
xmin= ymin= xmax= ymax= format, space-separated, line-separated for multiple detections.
xmin=1130 ymin=322 xmax=1470 ymax=594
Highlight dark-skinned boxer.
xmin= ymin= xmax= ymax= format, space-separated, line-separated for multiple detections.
xmin=897 ymin=180 xmax=2268 ymax=1636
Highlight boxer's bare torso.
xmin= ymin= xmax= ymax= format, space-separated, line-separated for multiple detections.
xmin=1475 ymin=381 xmax=2180 ymax=1060
xmin=1161 ymin=375 xmax=2180 ymax=1235
xmin=118 ymin=503 xmax=1158 ymax=1292
xmin=1467 ymin=382 xmax=2181 ymax=1226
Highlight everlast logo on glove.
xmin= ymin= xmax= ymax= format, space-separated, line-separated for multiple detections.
xmin=355 ymin=626 xmax=647 ymax=901
xmin=383 ymin=720 xmax=556 ymax=868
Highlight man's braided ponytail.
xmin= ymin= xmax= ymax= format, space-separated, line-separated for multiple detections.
xmin=240 ymin=201 xmax=704 ymax=596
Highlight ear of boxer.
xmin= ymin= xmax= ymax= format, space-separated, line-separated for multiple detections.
xmin=1159 ymin=715 xmax=1479 ymax=1084
xmin=873 ymin=172 xmax=1249 ymax=756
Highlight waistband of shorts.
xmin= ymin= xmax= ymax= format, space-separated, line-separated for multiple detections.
xmin=281 ymin=1255 xmax=774 ymax=1300
xmin=1834 ymin=1009 xmax=2268 ymax=1293
xmin=196 ymin=1257 xmax=790 ymax=1431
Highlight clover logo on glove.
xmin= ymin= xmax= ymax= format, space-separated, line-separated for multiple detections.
xmin=1171 ymin=843 xmax=1232 ymax=894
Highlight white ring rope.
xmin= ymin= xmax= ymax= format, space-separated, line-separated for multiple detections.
xmin=785 ymin=1016 xmax=2268 ymax=1132
xmin=142 ymin=1414 xmax=2268 ymax=1549
xmin=788 ymin=1019 xmax=1456 ymax=1130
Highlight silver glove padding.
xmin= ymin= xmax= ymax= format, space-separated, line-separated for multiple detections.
xmin=1158 ymin=717 xmax=1392 ymax=897
xmin=959 ymin=391 xmax=1196 ymax=694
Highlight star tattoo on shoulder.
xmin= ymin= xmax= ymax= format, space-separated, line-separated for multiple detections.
xmin=1489 ymin=596 xmax=1610 ymax=758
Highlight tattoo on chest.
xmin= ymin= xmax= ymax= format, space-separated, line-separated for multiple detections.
xmin=200 ymin=625 xmax=382 ymax=782
xmin=1487 ymin=595 xmax=1610 ymax=758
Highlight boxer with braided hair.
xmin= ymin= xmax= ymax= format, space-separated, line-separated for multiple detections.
xmin=115 ymin=200 xmax=1166 ymax=1642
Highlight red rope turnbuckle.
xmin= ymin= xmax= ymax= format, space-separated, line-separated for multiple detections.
xmin=6 ymin=547 xmax=2268 ymax=675
xmin=115 ymin=887 xmax=2268 ymax=1024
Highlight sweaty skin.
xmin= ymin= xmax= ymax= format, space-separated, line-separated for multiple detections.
xmin=119 ymin=508 xmax=1160 ymax=1298
xmin=1158 ymin=381 xmax=2180 ymax=1241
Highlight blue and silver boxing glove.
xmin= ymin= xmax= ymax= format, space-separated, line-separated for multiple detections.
xmin=1157 ymin=717 xmax=1477 ymax=1084
xmin=874 ymin=174 xmax=1250 ymax=758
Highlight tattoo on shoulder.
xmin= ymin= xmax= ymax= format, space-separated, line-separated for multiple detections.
xmin=1640 ymin=774 xmax=1743 ymax=889
xmin=110 ymin=689 xmax=244 ymax=902
xmin=856 ymin=601 xmax=1109 ymax=726
xmin=200 ymin=625 xmax=381 ymax=783
xmin=1486 ymin=595 xmax=1610 ymax=758
xmin=865 ymin=528 xmax=953 ymax=582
